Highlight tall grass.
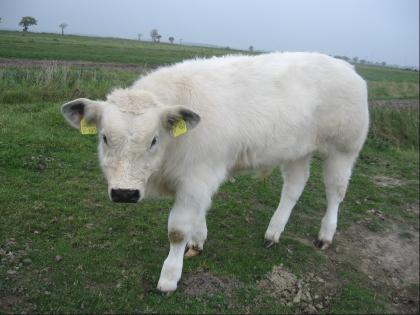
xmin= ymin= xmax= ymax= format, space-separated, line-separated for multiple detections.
xmin=0 ymin=64 xmax=140 ymax=104
xmin=369 ymin=106 xmax=419 ymax=150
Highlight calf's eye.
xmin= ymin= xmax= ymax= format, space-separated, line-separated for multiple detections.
xmin=150 ymin=136 xmax=158 ymax=149
xmin=102 ymin=135 xmax=108 ymax=145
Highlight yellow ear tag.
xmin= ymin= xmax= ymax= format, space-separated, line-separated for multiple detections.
xmin=171 ymin=119 xmax=187 ymax=137
xmin=80 ymin=118 xmax=97 ymax=135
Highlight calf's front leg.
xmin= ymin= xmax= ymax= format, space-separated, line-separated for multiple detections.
xmin=157 ymin=183 xmax=211 ymax=292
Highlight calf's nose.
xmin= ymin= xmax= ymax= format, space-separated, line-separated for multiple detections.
xmin=111 ymin=189 xmax=140 ymax=203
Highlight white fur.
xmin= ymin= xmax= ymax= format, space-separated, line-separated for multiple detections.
xmin=62 ymin=52 xmax=369 ymax=292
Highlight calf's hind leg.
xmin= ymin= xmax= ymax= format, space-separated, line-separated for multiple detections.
xmin=315 ymin=150 xmax=358 ymax=250
xmin=264 ymin=155 xmax=311 ymax=246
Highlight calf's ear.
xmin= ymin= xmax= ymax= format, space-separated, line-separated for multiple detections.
xmin=161 ymin=105 xmax=200 ymax=137
xmin=61 ymin=98 xmax=103 ymax=129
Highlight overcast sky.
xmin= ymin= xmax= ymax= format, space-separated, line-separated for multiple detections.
xmin=0 ymin=0 xmax=418 ymax=67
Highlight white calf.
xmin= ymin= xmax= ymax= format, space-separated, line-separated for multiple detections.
xmin=61 ymin=52 xmax=369 ymax=292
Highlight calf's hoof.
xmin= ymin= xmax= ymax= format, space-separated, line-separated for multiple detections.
xmin=313 ymin=239 xmax=331 ymax=250
xmin=263 ymin=239 xmax=276 ymax=249
xmin=185 ymin=247 xmax=202 ymax=257
xmin=157 ymin=278 xmax=178 ymax=293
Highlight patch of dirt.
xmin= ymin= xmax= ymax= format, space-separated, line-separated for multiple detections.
xmin=181 ymin=268 xmax=242 ymax=298
xmin=256 ymin=265 xmax=335 ymax=313
xmin=334 ymin=223 xmax=419 ymax=313
xmin=0 ymin=57 xmax=154 ymax=71
xmin=371 ymin=175 xmax=405 ymax=187
xmin=370 ymin=99 xmax=419 ymax=110
xmin=0 ymin=294 xmax=36 ymax=314
xmin=363 ymin=231 xmax=419 ymax=285
xmin=85 ymin=280 xmax=116 ymax=293
xmin=405 ymin=203 xmax=419 ymax=215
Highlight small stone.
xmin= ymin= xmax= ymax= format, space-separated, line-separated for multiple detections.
xmin=316 ymin=303 xmax=323 ymax=309
xmin=305 ymin=304 xmax=318 ymax=313
xmin=33 ymin=230 xmax=40 ymax=234
xmin=55 ymin=255 xmax=63 ymax=262
xmin=302 ymin=292 xmax=313 ymax=302
xmin=293 ymin=289 xmax=302 ymax=303
xmin=23 ymin=258 xmax=32 ymax=265
xmin=7 ymin=270 xmax=17 ymax=275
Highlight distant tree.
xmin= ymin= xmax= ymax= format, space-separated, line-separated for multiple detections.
xmin=381 ymin=61 xmax=386 ymax=67
xmin=19 ymin=16 xmax=37 ymax=32
xmin=359 ymin=59 xmax=366 ymax=64
xmin=137 ymin=33 xmax=142 ymax=41
xmin=352 ymin=56 xmax=358 ymax=63
xmin=335 ymin=55 xmax=350 ymax=62
xmin=249 ymin=45 xmax=254 ymax=52
xmin=168 ymin=36 xmax=174 ymax=44
xmin=150 ymin=29 xmax=159 ymax=42
xmin=59 ymin=23 xmax=67 ymax=36
xmin=156 ymin=34 xmax=162 ymax=43
xmin=0 ymin=18 xmax=2 ymax=24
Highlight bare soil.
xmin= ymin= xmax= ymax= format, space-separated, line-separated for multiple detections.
xmin=257 ymin=265 xmax=334 ymax=313
xmin=180 ymin=268 xmax=242 ymax=298
xmin=371 ymin=175 xmax=406 ymax=188
xmin=333 ymin=222 xmax=419 ymax=314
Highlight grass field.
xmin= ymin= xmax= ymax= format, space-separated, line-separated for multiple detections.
xmin=0 ymin=31 xmax=419 ymax=314
xmin=356 ymin=65 xmax=419 ymax=100
xmin=0 ymin=30 xmax=244 ymax=66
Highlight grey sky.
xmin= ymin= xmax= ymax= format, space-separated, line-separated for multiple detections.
xmin=0 ymin=0 xmax=418 ymax=67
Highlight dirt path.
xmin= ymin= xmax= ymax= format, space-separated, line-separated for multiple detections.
xmin=370 ymin=99 xmax=419 ymax=110
xmin=0 ymin=57 xmax=153 ymax=71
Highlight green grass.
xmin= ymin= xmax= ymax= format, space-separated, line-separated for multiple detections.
xmin=0 ymin=31 xmax=419 ymax=313
xmin=356 ymin=65 xmax=419 ymax=84
xmin=0 ymin=30 xmax=246 ymax=66
xmin=355 ymin=65 xmax=419 ymax=100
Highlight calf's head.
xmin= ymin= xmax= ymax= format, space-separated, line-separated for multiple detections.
xmin=61 ymin=91 xmax=200 ymax=203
